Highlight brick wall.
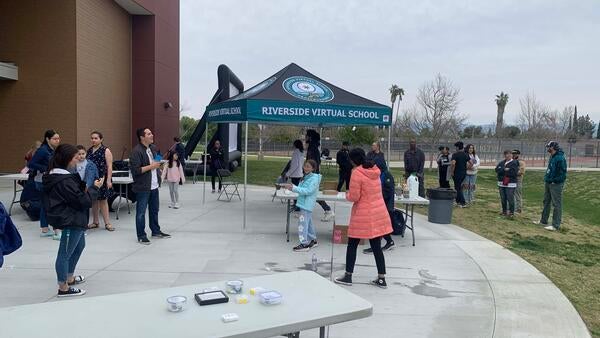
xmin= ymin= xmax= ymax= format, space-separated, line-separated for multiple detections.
xmin=76 ymin=0 xmax=131 ymax=158
xmin=0 ymin=0 xmax=77 ymax=172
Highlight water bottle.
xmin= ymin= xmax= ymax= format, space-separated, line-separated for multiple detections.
xmin=311 ymin=253 xmax=318 ymax=272
xmin=407 ymin=173 xmax=419 ymax=199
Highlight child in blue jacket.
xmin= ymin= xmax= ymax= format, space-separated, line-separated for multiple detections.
xmin=283 ymin=159 xmax=321 ymax=252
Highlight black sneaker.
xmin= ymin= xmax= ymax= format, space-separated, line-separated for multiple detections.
xmin=152 ymin=232 xmax=171 ymax=238
xmin=309 ymin=240 xmax=318 ymax=248
xmin=371 ymin=277 xmax=388 ymax=289
xmin=334 ymin=273 xmax=352 ymax=286
xmin=362 ymin=247 xmax=374 ymax=254
xmin=138 ymin=237 xmax=151 ymax=245
xmin=293 ymin=243 xmax=311 ymax=252
xmin=382 ymin=241 xmax=395 ymax=251
xmin=57 ymin=287 xmax=86 ymax=297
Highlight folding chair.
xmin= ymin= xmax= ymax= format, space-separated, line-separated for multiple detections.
xmin=217 ymin=169 xmax=241 ymax=202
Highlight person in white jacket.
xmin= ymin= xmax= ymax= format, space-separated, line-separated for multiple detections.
xmin=285 ymin=140 xmax=305 ymax=211
xmin=463 ymin=144 xmax=480 ymax=204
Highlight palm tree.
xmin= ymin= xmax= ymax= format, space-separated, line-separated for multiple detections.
xmin=495 ymin=92 xmax=509 ymax=137
xmin=389 ymin=84 xmax=405 ymax=126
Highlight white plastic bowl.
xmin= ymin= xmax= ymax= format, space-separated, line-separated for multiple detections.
xmin=167 ymin=295 xmax=187 ymax=312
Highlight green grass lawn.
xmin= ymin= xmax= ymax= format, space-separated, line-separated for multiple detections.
xmin=228 ymin=156 xmax=600 ymax=336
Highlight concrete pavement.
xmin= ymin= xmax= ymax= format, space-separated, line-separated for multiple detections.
xmin=0 ymin=181 xmax=590 ymax=337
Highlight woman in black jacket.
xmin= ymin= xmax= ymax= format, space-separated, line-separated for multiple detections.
xmin=209 ymin=140 xmax=225 ymax=193
xmin=43 ymin=144 xmax=102 ymax=297
xmin=495 ymin=150 xmax=519 ymax=217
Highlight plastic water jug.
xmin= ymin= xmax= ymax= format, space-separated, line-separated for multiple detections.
xmin=407 ymin=174 xmax=419 ymax=199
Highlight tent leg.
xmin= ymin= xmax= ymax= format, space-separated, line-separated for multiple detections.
xmin=243 ymin=121 xmax=248 ymax=230
xmin=203 ymin=122 xmax=208 ymax=205
xmin=387 ymin=127 xmax=392 ymax=168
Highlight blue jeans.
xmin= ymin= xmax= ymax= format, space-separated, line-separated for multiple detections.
xmin=298 ymin=209 xmax=316 ymax=245
xmin=135 ymin=189 xmax=161 ymax=239
xmin=35 ymin=182 xmax=48 ymax=228
xmin=55 ymin=228 xmax=86 ymax=284
xmin=463 ymin=174 xmax=477 ymax=204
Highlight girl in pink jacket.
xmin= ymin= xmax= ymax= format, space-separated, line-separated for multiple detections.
xmin=161 ymin=152 xmax=185 ymax=209
xmin=335 ymin=148 xmax=392 ymax=289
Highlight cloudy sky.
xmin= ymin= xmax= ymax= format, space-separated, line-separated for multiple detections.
xmin=180 ymin=0 xmax=600 ymax=125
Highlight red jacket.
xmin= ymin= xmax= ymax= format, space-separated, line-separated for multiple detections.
xmin=346 ymin=166 xmax=392 ymax=239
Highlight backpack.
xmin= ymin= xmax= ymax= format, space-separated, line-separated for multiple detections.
xmin=19 ymin=177 xmax=41 ymax=221
xmin=392 ymin=209 xmax=406 ymax=237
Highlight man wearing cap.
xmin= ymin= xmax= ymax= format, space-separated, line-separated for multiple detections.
xmin=538 ymin=141 xmax=567 ymax=231
xmin=512 ymin=150 xmax=526 ymax=213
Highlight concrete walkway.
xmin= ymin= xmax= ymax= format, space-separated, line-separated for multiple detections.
xmin=0 ymin=182 xmax=590 ymax=337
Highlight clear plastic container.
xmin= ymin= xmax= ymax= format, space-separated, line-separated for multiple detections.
xmin=226 ymin=280 xmax=243 ymax=294
xmin=259 ymin=291 xmax=282 ymax=305
xmin=166 ymin=295 xmax=187 ymax=312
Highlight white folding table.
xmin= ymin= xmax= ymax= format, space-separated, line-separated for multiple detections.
xmin=186 ymin=159 xmax=204 ymax=184
xmin=276 ymin=190 xmax=348 ymax=243
xmin=0 ymin=270 xmax=372 ymax=338
xmin=0 ymin=173 xmax=29 ymax=215
xmin=394 ymin=195 xmax=430 ymax=246
xmin=111 ymin=176 xmax=133 ymax=219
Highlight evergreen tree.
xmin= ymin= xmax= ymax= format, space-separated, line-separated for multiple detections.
xmin=597 ymin=121 xmax=600 ymax=139
xmin=573 ymin=106 xmax=578 ymax=134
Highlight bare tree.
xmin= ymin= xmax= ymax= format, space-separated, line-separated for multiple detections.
xmin=544 ymin=106 xmax=573 ymax=139
xmin=518 ymin=92 xmax=552 ymax=139
xmin=412 ymin=74 xmax=466 ymax=166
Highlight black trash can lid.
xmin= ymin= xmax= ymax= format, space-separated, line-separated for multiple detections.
xmin=426 ymin=188 xmax=456 ymax=200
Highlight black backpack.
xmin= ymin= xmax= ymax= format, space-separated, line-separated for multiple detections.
xmin=392 ymin=209 xmax=406 ymax=237
xmin=19 ymin=177 xmax=41 ymax=221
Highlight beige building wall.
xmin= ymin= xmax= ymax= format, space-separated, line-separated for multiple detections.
xmin=0 ymin=0 xmax=77 ymax=172
xmin=76 ymin=0 xmax=131 ymax=159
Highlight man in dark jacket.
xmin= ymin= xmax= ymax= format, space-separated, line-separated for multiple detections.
xmin=404 ymin=139 xmax=425 ymax=197
xmin=305 ymin=129 xmax=334 ymax=221
xmin=450 ymin=141 xmax=469 ymax=207
xmin=495 ymin=150 xmax=519 ymax=217
xmin=130 ymin=128 xmax=171 ymax=244
xmin=336 ymin=141 xmax=352 ymax=192
xmin=538 ymin=141 xmax=567 ymax=231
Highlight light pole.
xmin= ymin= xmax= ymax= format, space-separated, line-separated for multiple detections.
xmin=567 ymin=136 xmax=577 ymax=168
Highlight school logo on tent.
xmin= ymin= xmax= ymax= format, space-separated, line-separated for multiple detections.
xmin=282 ymin=76 xmax=334 ymax=102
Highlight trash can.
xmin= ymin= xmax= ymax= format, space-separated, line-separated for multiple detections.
xmin=426 ymin=188 xmax=456 ymax=224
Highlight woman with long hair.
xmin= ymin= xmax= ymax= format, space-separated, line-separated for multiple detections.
xmin=87 ymin=131 xmax=115 ymax=231
xmin=463 ymin=144 xmax=480 ymax=204
xmin=28 ymin=129 xmax=60 ymax=238
xmin=335 ymin=148 xmax=392 ymax=289
xmin=42 ymin=144 xmax=102 ymax=297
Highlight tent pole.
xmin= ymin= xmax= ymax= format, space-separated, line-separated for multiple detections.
xmin=387 ymin=126 xmax=392 ymax=168
xmin=203 ymin=122 xmax=208 ymax=205
xmin=243 ymin=121 xmax=248 ymax=230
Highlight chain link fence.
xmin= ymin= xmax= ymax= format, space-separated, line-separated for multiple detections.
xmin=245 ymin=138 xmax=600 ymax=168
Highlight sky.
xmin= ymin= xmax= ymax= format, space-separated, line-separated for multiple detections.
xmin=180 ymin=0 xmax=600 ymax=125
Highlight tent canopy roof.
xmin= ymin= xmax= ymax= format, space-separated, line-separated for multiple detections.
xmin=205 ymin=63 xmax=391 ymax=126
